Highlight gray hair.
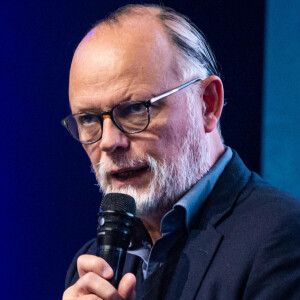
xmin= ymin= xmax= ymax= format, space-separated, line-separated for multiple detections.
xmin=96 ymin=4 xmax=220 ymax=82
xmin=94 ymin=4 xmax=223 ymax=136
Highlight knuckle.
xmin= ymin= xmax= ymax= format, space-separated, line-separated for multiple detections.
xmin=77 ymin=255 xmax=85 ymax=268
xmin=77 ymin=254 xmax=91 ymax=263
xmin=62 ymin=286 xmax=76 ymax=299
xmin=82 ymin=271 xmax=97 ymax=284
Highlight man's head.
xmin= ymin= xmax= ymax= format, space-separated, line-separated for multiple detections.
xmin=68 ymin=4 xmax=224 ymax=219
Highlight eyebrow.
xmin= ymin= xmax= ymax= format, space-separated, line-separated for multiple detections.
xmin=70 ymin=104 xmax=101 ymax=114
xmin=70 ymin=93 xmax=158 ymax=114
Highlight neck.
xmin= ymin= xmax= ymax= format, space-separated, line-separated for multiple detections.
xmin=141 ymin=215 xmax=163 ymax=244
xmin=140 ymin=140 xmax=225 ymax=244
xmin=208 ymin=132 xmax=225 ymax=166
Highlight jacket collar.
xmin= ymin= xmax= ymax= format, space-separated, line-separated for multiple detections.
xmin=164 ymin=150 xmax=252 ymax=300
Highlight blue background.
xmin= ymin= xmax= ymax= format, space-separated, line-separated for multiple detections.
xmin=262 ymin=0 xmax=300 ymax=197
xmin=1 ymin=1 xmax=299 ymax=299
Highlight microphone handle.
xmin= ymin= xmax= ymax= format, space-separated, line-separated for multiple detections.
xmin=97 ymin=245 xmax=127 ymax=288
xmin=97 ymin=210 xmax=135 ymax=288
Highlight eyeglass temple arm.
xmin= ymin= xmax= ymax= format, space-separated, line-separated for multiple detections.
xmin=149 ymin=78 xmax=201 ymax=104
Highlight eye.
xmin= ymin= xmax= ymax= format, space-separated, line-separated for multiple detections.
xmin=128 ymin=103 xmax=145 ymax=113
xmin=77 ymin=114 xmax=98 ymax=125
xmin=119 ymin=102 xmax=145 ymax=116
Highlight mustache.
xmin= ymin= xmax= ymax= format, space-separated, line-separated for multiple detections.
xmin=96 ymin=154 xmax=153 ymax=175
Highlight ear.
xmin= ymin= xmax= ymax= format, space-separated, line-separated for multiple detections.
xmin=201 ymin=75 xmax=224 ymax=133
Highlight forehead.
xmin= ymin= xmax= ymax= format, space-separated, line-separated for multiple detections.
xmin=69 ymin=15 xmax=179 ymax=111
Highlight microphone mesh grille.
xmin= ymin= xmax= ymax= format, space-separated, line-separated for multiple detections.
xmin=100 ymin=193 xmax=136 ymax=216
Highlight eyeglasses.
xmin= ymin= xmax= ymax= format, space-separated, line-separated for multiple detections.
xmin=62 ymin=78 xmax=201 ymax=144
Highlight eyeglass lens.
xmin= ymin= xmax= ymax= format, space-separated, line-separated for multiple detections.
xmin=113 ymin=102 xmax=149 ymax=133
xmin=67 ymin=101 xmax=149 ymax=143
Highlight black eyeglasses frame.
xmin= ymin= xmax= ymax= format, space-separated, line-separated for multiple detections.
xmin=61 ymin=77 xmax=201 ymax=144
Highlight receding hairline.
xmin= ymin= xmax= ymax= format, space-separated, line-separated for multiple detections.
xmin=86 ymin=3 xmax=219 ymax=80
xmin=87 ymin=5 xmax=172 ymax=48
xmin=92 ymin=4 xmax=163 ymax=30
xmin=77 ymin=5 xmax=186 ymax=81
xmin=75 ymin=6 xmax=171 ymax=64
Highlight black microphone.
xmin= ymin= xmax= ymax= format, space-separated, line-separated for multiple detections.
xmin=97 ymin=193 xmax=136 ymax=288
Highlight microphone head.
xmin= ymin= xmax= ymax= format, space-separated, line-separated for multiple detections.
xmin=100 ymin=193 xmax=136 ymax=217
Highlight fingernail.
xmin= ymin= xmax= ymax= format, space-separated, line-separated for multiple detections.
xmin=103 ymin=265 xmax=113 ymax=277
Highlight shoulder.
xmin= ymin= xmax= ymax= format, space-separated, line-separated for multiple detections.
xmin=237 ymin=172 xmax=300 ymax=226
xmin=222 ymin=172 xmax=300 ymax=267
xmin=220 ymin=150 xmax=300 ymax=227
xmin=208 ymin=166 xmax=300 ymax=298
xmin=238 ymin=175 xmax=300 ymax=298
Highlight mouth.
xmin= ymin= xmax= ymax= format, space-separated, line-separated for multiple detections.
xmin=109 ymin=165 xmax=150 ymax=182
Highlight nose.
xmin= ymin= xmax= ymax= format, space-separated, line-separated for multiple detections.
xmin=99 ymin=115 xmax=129 ymax=153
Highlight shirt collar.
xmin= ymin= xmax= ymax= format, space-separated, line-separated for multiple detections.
xmin=129 ymin=147 xmax=233 ymax=248
xmin=162 ymin=147 xmax=233 ymax=232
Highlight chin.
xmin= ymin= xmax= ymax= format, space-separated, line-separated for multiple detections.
xmin=94 ymin=135 xmax=212 ymax=218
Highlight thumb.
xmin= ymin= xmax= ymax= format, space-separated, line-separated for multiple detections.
xmin=118 ymin=273 xmax=136 ymax=300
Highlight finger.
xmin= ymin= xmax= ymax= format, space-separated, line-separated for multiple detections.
xmin=63 ymin=285 xmax=101 ymax=300
xmin=77 ymin=254 xmax=113 ymax=279
xmin=118 ymin=273 xmax=136 ymax=300
xmin=80 ymin=295 xmax=101 ymax=300
xmin=73 ymin=272 xmax=122 ymax=300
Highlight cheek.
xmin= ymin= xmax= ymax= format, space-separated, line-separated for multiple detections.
xmin=137 ymin=122 xmax=185 ymax=161
xmin=83 ymin=144 xmax=101 ymax=166
xmin=162 ymin=113 xmax=190 ymax=144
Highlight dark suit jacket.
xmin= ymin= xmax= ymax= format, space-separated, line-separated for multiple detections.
xmin=65 ymin=151 xmax=300 ymax=299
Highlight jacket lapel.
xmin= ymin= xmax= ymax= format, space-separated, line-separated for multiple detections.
xmin=165 ymin=225 xmax=223 ymax=300
xmin=165 ymin=151 xmax=252 ymax=300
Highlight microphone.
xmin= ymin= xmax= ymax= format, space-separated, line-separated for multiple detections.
xmin=97 ymin=193 xmax=136 ymax=288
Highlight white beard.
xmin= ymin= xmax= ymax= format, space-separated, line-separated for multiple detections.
xmin=94 ymin=127 xmax=211 ymax=219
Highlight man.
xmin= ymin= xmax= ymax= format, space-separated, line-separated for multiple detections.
xmin=62 ymin=4 xmax=300 ymax=300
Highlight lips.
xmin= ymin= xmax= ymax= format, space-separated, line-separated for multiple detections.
xmin=110 ymin=165 xmax=149 ymax=181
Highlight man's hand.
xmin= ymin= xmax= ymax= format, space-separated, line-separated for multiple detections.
xmin=63 ymin=254 xmax=136 ymax=300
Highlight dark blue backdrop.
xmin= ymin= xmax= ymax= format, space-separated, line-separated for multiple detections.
xmin=1 ymin=1 xmax=265 ymax=298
